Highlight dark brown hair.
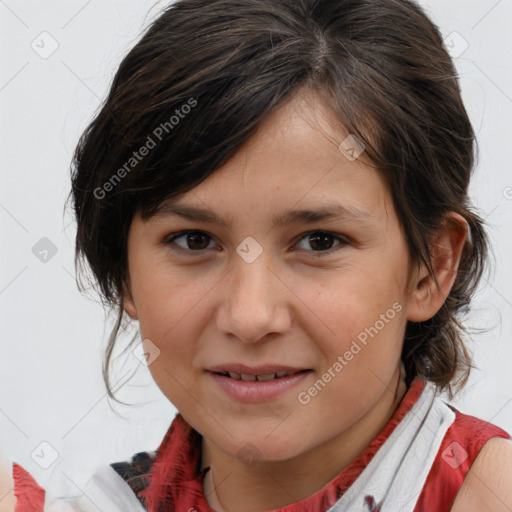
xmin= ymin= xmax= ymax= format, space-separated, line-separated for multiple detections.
xmin=66 ymin=0 xmax=489 ymax=401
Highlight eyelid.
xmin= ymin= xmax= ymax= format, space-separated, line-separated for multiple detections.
xmin=163 ymin=230 xmax=218 ymax=255
xmin=292 ymin=230 xmax=350 ymax=258
xmin=162 ymin=229 xmax=350 ymax=257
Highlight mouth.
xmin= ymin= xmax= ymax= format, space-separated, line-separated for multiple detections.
xmin=206 ymin=364 xmax=313 ymax=403
xmin=207 ymin=363 xmax=311 ymax=380
xmin=211 ymin=369 xmax=310 ymax=382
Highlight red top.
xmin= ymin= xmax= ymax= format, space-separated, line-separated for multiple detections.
xmin=12 ymin=462 xmax=45 ymax=512
xmin=13 ymin=378 xmax=511 ymax=512
xmin=137 ymin=378 xmax=510 ymax=511
xmin=414 ymin=401 xmax=510 ymax=511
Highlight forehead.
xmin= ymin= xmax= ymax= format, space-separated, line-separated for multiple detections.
xmin=147 ymin=92 xmax=392 ymax=228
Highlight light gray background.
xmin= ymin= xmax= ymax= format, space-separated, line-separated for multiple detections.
xmin=1 ymin=0 xmax=511 ymax=497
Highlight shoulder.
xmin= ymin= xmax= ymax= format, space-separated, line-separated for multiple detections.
xmin=0 ymin=451 xmax=16 ymax=512
xmin=451 ymin=437 xmax=512 ymax=511
xmin=412 ymin=400 xmax=511 ymax=512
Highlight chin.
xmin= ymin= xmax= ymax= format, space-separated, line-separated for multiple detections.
xmin=219 ymin=431 xmax=308 ymax=465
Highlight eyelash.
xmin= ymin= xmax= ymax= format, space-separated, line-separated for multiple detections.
xmin=162 ymin=230 xmax=349 ymax=258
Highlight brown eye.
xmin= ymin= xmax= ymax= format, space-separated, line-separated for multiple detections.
xmin=295 ymin=231 xmax=348 ymax=257
xmin=183 ymin=232 xmax=211 ymax=250
xmin=164 ymin=231 xmax=216 ymax=253
xmin=308 ymin=232 xmax=336 ymax=251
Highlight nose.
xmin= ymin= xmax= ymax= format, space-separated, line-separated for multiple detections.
xmin=215 ymin=252 xmax=292 ymax=344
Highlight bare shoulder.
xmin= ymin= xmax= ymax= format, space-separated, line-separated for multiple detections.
xmin=0 ymin=450 xmax=16 ymax=512
xmin=451 ymin=437 xmax=512 ymax=511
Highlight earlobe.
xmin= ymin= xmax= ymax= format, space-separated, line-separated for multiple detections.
xmin=123 ymin=283 xmax=139 ymax=320
xmin=124 ymin=299 xmax=138 ymax=320
xmin=406 ymin=213 xmax=468 ymax=323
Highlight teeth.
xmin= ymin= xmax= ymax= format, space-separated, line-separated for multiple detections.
xmin=219 ymin=370 xmax=301 ymax=381
xmin=240 ymin=373 xmax=257 ymax=381
xmin=256 ymin=373 xmax=276 ymax=381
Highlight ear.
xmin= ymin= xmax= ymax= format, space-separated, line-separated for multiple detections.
xmin=123 ymin=279 xmax=139 ymax=320
xmin=406 ymin=212 xmax=468 ymax=323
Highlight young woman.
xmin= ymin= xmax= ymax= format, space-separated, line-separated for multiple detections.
xmin=12 ymin=0 xmax=512 ymax=510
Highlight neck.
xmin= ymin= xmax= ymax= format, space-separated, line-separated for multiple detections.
xmin=201 ymin=365 xmax=408 ymax=512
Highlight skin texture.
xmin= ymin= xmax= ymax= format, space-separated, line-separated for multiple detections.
xmin=0 ymin=450 xmax=16 ymax=512
xmin=451 ymin=437 xmax=512 ymax=511
xmin=124 ymin=91 xmax=469 ymax=512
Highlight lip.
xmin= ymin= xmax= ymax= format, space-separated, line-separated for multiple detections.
xmin=206 ymin=368 xmax=312 ymax=403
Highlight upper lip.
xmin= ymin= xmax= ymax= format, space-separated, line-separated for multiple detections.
xmin=207 ymin=363 xmax=309 ymax=376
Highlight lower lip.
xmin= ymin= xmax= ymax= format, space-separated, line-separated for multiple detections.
xmin=207 ymin=370 xmax=312 ymax=403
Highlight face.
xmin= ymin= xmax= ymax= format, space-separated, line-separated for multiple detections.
xmin=124 ymin=91 xmax=420 ymax=462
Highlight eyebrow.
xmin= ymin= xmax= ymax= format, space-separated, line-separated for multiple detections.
xmin=151 ymin=201 xmax=372 ymax=229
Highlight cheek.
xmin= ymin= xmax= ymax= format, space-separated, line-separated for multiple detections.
xmin=130 ymin=270 xmax=214 ymax=401
xmin=132 ymin=263 xmax=215 ymax=342
xmin=300 ymin=268 xmax=404 ymax=353
xmin=139 ymin=297 xmax=206 ymax=409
